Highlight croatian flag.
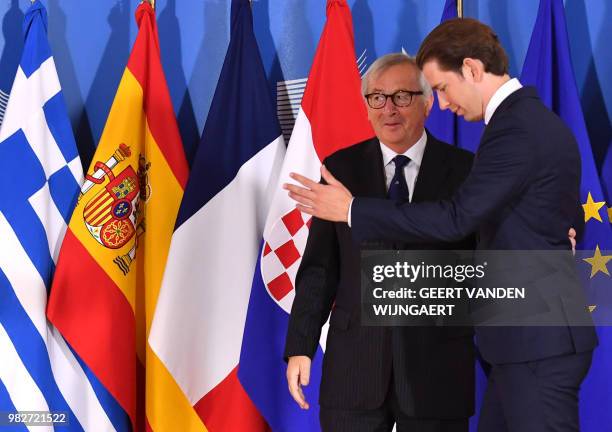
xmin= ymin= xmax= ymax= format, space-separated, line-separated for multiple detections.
xmin=148 ymin=0 xmax=284 ymax=429
xmin=239 ymin=1 xmax=374 ymax=430
xmin=0 ymin=2 xmax=114 ymax=430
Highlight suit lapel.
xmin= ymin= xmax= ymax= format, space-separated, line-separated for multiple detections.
xmin=411 ymin=132 xmax=449 ymax=203
xmin=349 ymin=138 xmax=390 ymax=249
xmin=350 ymin=138 xmax=387 ymax=199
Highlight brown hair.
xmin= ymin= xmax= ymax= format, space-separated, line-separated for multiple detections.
xmin=416 ymin=18 xmax=508 ymax=76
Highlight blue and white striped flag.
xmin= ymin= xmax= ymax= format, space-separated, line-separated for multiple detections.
xmin=0 ymin=2 xmax=116 ymax=430
xmin=0 ymin=89 xmax=8 ymax=128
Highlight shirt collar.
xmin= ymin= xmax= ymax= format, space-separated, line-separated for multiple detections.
xmin=380 ymin=130 xmax=427 ymax=167
xmin=484 ymin=78 xmax=523 ymax=125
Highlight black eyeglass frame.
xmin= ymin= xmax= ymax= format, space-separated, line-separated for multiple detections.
xmin=364 ymin=90 xmax=424 ymax=109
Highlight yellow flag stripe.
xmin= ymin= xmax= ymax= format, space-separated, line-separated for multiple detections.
xmin=146 ymin=347 xmax=207 ymax=432
xmin=69 ymin=68 xmax=184 ymax=319
xmin=68 ymin=69 xmax=145 ymax=312
xmin=134 ymin=116 xmax=183 ymax=365
xmin=139 ymin=119 xmax=184 ymax=337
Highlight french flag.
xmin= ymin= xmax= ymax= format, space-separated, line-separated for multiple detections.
xmin=148 ymin=0 xmax=285 ymax=429
xmin=239 ymin=1 xmax=374 ymax=430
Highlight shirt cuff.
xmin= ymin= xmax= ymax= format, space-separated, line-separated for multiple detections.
xmin=348 ymin=197 xmax=354 ymax=227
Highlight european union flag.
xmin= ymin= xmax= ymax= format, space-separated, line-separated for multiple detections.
xmin=521 ymin=0 xmax=612 ymax=430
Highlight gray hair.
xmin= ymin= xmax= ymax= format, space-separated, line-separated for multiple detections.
xmin=361 ymin=52 xmax=433 ymax=100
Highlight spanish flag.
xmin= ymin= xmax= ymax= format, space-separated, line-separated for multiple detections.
xmin=47 ymin=3 xmax=188 ymax=430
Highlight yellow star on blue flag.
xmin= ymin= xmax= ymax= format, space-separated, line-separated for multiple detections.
xmin=583 ymin=245 xmax=612 ymax=278
xmin=582 ymin=192 xmax=605 ymax=223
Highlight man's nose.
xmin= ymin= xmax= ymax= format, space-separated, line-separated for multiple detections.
xmin=437 ymin=90 xmax=450 ymax=110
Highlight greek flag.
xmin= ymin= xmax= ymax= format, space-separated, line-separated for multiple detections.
xmin=0 ymin=2 xmax=115 ymax=430
xmin=0 ymin=89 xmax=8 ymax=127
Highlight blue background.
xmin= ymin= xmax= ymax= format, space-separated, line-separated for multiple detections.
xmin=1 ymin=0 xmax=610 ymax=194
xmin=1 ymin=1 xmax=610 ymax=430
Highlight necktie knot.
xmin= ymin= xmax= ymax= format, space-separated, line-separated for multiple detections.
xmin=392 ymin=155 xmax=410 ymax=170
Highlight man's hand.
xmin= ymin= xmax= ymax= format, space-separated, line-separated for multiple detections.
xmin=284 ymin=165 xmax=353 ymax=222
xmin=287 ymin=355 xmax=312 ymax=409
xmin=568 ymin=228 xmax=576 ymax=255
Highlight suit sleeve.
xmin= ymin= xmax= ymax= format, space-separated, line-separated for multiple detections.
xmin=352 ymin=120 xmax=531 ymax=244
xmin=284 ymin=167 xmax=340 ymax=360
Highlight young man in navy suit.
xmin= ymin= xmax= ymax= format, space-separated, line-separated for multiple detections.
xmin=286 ymin=18 xmax=597 ymax=432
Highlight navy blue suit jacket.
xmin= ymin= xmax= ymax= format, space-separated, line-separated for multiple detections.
xmin=352 ymin=86 xmax=598 ymax=363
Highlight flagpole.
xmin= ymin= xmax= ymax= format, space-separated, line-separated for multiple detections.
xmin=457 ymin=0 xmax=463 ymax=18
xmin=142 ymin=0 xmax=155 ymax=9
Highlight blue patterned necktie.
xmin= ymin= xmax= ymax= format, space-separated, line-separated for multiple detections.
xmin=387 ymin=155 xmax=411 ymax=201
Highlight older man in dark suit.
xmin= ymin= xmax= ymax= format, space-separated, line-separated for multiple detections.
xmin=284 ymin=53 xmax=476 ymax=432
xmin=286 ymin=19 xmax=597 ymax=432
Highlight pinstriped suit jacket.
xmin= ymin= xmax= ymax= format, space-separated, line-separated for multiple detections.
xmin=284 ymin=133 xmax=476 ymax=418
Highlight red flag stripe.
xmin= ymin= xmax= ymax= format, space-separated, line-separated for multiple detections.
xmin=127 ymin=4 xmax=189 ymax=189
xmin=47 ymin=229 xmax=137 ymax=429
xmin=300 ymin=0 xmax=373 ymax=160
xmin=194 ymin=367 xmax=270 ymax=432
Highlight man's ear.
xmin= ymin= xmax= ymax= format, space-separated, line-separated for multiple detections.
xmin=462 ymin=58 xmax=485 ymax=83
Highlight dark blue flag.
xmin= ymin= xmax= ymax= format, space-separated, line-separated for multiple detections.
xmin=424 ymin=0 xmax=457 ymax=145
xmin=424 ymin=0 xmax=484 ymax=152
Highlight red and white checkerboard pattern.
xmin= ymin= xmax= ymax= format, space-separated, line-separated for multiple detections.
xmin=261 ymin=207 xmax=312 ymax=313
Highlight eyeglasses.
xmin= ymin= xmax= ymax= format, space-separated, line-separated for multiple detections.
xmin=364 ymin=90 xmax=424 ymax=109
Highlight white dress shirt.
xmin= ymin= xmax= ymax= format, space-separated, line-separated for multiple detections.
xmin=380 ymin=130 xmax=427 ymax=201
xmin=484 ymin=78 xmax=523 ymax=125
xmin=347 ymin=131 xmax=427 ymax=226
